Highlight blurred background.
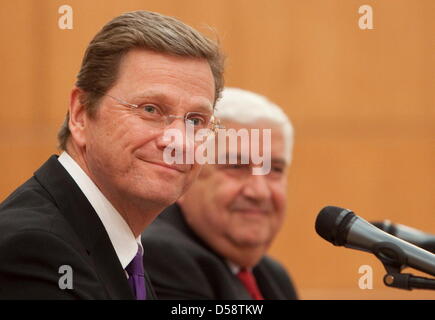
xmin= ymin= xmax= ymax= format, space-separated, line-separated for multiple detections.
xmin=0 ymin=0 xmax=433 ymax=299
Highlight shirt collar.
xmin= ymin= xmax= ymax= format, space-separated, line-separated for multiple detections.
xmin=58 ymin=151 xmax=142 ymax=269
xmin=227 ymin=260 xmax=240 ymax=274
xmin=227 ymin=260 xmax=254 ymax=275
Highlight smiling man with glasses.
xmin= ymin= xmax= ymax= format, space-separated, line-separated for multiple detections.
xmin=0 ymin=10 xmax=224 ymax=299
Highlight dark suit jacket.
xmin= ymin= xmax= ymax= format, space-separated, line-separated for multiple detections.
xmin=141 ymin=204 xmax=298 ymax=299
xmin=0 ymin=155 xmax=156 ymax=299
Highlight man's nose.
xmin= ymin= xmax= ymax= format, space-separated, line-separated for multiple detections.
xmin=241 ymin=174 xmax=271 ymax=202
xmin=156 ymin=117 xmax=193 ymax=154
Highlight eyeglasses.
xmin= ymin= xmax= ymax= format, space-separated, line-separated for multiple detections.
xmin=103 ymin=93 xmax=224 ymax=133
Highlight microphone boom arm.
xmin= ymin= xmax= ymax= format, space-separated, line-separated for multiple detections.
xmin=372 ymin=240 xmax=435 ymax=290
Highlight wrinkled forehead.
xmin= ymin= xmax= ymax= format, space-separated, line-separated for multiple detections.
xmin=113 ymin=49 xmax=216 ymax=107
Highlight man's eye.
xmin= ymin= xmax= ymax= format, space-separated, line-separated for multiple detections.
xmin=141 ymin=105 xmax=159 ymax=114
xmin=227 ymin=164 xmax=249 ymax=170
xmin=272 ymin=166 xmax=284 ymax=173
xmin=186 ymin=116 xmax=205 ymax=127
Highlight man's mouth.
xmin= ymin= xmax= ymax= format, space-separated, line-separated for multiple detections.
xmin=232 ymin=207 xmax=270 ymax=215
xmin=136 ymin=155 xmax=190 ymax=173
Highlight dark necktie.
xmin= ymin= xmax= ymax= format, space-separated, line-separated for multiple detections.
xmin=237 ymin=268 xmax=264 ymax=300
xmin=125 ymin=246 xmax=146 ymax=300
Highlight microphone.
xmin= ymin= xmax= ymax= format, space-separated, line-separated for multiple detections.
xmin=371 ymin=220 xmax=435 ymax=254
xmin=315 ymin=206 xmax=435 ymax=277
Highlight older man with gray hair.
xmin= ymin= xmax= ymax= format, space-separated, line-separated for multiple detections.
xmin=142 ymin=87 xmax=298 ymax=300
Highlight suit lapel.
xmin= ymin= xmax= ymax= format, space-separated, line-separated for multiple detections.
xmin=253 ymin=260 xmax=282 ymax=299
xmin=34 ymin=155 xmax=134 ymax=299
xmin=158 ymin=205 xmax=252 ymax=299
xmin=143 ymin=269 xmax=157 ymax=299
xmin=90 ymin=234 xmax=134 ymax=299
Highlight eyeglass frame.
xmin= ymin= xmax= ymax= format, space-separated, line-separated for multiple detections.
xmin=100 ymin=93 xmax=224 ymax=133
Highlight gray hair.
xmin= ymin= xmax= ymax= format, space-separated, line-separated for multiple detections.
xmin=58 ymin=10 xmax=225 ymax=150
xmin=214 ymin=87 xmax=294 ymax=164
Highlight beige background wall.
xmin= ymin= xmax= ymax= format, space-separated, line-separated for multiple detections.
xmin=0 ymin=0 xmax=433 ymax=299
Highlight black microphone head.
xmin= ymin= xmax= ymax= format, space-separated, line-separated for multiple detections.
xmin=315 ymin=206 xmax=435 ymax=276
xmin=315 ymin=206 xmax=355 ymax=246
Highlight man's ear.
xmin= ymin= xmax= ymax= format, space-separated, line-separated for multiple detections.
xmin=68 ymin=87 xmax=88 ymax=148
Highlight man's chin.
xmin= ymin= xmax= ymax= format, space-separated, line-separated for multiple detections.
xmin=230 ymin=233 xmax=270 ymax=248
xmin=134 ymin=186 xmax=183 ymax=208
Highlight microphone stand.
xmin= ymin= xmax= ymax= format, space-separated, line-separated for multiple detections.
xmin=372 ymin=242 xmax=435 ymax=291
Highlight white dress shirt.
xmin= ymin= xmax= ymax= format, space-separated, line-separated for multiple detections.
xmin=58 ymin=152 xmax=141 ymax=276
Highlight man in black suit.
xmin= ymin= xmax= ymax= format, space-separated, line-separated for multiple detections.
xmin=142 ymin=88 xmax=298 ymax=299
xmin=0 ymin=10 xmax=223 ymax=299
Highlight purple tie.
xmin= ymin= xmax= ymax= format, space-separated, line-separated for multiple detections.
xmin=125 ymin=246 xmax=146 ymax=300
